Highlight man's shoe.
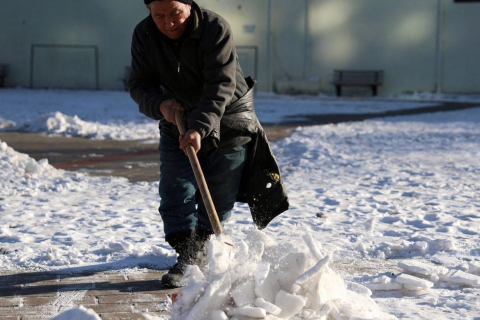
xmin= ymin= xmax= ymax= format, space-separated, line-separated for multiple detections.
xmin=161 ymin=230 xmax=211 ymax=288
xmin=161 ymin=261 xmax=188 ymax=288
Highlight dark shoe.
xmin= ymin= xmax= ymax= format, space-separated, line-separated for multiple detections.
xmin=194 ymin=228 xmax=213 ymax=244
xmin=161 ymin=262 xmax=188 ymax=288
xmin=161 ymin=230 xmax=212 ymax=288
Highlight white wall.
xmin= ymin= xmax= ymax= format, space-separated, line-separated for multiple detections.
xmin=441 ymin=0 xmax=480 ymax=93
xmin=0 ymin=0 xmax=147 ymax=89
xmin=196 ymin=0 xmax=271 ymax=91
xmin=1 ymin=0 xmax=480 ymax=94
xmin=309 ymin=0 xmax=439 ymax=94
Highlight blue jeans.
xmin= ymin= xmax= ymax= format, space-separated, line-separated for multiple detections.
xmin=158 ymin=132 xmax=247 ymax=238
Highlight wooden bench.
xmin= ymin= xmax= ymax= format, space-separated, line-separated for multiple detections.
xmin=0 ymin=64 xmax=8 ymax=87
xmin=331 ymin=70 xmax=383 ymax=96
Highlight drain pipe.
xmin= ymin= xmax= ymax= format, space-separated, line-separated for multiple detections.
xmin=304 ymin=0 xmax=311 ymax=79
xmin=267 ymin=0 xmax=274 ymax=92
xmin=435 ymin=0 xmax=445 ymax=94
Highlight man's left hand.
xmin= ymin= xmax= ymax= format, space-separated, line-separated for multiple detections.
xmin=179 ymin=129 xmax=201 ymax=154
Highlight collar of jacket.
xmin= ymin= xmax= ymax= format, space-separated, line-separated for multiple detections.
xmin=141 ymin=1 xmax=204 ymax=40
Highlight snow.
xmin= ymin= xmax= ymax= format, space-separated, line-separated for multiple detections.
xmin=1 ymin=88 xmax=480 ymax=319
xmin=172 ymin=234 xmax=393 ymax=319
xmin=395 ymin=274 xmax=435 ymax=290
xmin=398 ymin=260 xmax=449 ymax=278
xmin=0 ymin=88 xmax=439 ymax=139
xmin=441 ymin=270 xmax=480 ymax=288
xmin=51 ymin=305 xmax=101 ymax=320
xmin=469 ymin=262 xmax=480 ymax=275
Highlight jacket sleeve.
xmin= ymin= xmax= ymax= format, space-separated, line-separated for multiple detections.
xmin=187 ymin=20 xmax=237 ymax=138
xmin=126 ymin=28 xmax=168 ymax=120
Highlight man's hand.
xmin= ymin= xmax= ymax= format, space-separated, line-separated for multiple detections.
xmin=159 ymin=99 xmax=183 ymax=125
xmin=179 ymin=129 xmax=201 ymax=154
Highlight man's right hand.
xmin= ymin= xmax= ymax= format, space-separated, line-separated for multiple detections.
xmin=159 ymin=99 xmax=183 ymax=125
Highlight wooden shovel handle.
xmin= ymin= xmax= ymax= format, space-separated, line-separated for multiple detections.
xmin=174 ymin=110 xmax=223 ymax=237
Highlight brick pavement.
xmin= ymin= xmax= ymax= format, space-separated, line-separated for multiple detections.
xmin=0 ymin=269 xmax=180 ymax=319
xmin=0 ymin=258 xmax=404 ymax=319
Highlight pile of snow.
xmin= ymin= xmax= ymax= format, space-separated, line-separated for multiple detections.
xmin=0 ymin=89 xmax=159 ymax=140
xmin=52 ymin=306 xmax=101 ymax=320
xmin=0 ymin=115 xmax=15 ymax=129
xmin=0 ymin=140 xmax=67 ymax=197
xmin=172 ymin=231 xmax=394 ymax=320
xmin=0 ymin=139 xmax=169 ymax=270
xmin=23 ymin=111 xmax=158 ymax=140
xmin=1 ymin=140 xmax=55 ymax=177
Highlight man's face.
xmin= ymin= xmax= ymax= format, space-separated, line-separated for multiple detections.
xmin=149 ymin=1 xmax=191 ymax=40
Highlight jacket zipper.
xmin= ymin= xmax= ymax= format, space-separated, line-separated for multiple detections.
xmin=167 ymin=42 xmax=193 ymax=107
xmin=176 ymin=58 xmax=192 ymax=106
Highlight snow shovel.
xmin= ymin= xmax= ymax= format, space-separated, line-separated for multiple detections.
xmin=174 ymin=110 xmax=227 ymax=240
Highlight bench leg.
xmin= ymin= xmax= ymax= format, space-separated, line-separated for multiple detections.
xmin=335 ymin=85 xmax=342 ymax=97
xmin=372 ymin=86 xmax=378 ymax=96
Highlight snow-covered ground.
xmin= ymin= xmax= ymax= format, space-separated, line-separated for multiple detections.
xmin=1 ymin=88 xmax=480 ymax=319
xmin=0 ymin=88 xmax=442 ymax=139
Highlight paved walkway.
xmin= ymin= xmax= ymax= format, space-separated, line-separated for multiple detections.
xmin=0 ymin=125 xmax=293 ymax=182
xmin=0 ymin=269 xmax=178 ymax=319
xmin=0 ymin=258 xmax=403 ymax=319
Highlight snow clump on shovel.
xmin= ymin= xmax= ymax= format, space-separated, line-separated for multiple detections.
xmin=171 ymin=230 xmax=395 ymax=319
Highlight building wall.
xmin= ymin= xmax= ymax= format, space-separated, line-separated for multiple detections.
xmin=195 ymin=0 xmax=271 ymax=91
xmin=1 ymin=0 xmax=480 ymax=94
xmin=442 ymin=0 xmax=480 ymax=93
xmin=308 ymin=0 xmax=439 ymax=94
xmin=0 ymin=0 xmax=147 ymax=89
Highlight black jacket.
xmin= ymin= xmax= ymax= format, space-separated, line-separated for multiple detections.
xmin=127 ymin=1 xmax=250 ymax=152
xmin=231 ymin=79 xmax=290 ymax=229
xmin=127 ymin=2 xmax=288 ymax=228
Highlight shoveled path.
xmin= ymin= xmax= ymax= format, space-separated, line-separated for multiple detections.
xmin=0 ymin=125 xmax=293 ymax=182
xmin=0 ymin=269 xmax=177 ymax=319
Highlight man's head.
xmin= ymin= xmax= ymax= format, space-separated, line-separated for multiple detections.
xmin=146 ymin=0 xmax=192 ymax=40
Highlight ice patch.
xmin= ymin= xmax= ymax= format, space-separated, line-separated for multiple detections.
xmin=368 ymin=259 xmax=480 ymax=293
xmin=366 ymin=276 xmax=403 ymax=291
xmin=395 ymin=274 xmax=434 ymax=290
xmin=398 ymin=260 xmax=448 ymax=278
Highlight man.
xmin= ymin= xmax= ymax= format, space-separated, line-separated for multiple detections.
xmin=127 ymin=0 xmax=288 ymax=288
